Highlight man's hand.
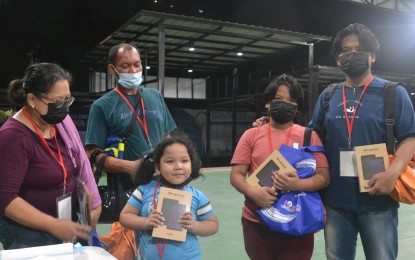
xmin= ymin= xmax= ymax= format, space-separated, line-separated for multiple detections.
xmin=252 ymin=116 xmax=269 ymax=128
xmin=365 ymin=170 xmax=398 ymax=195
xmin=126 ymin=159 xmax=142 ymax=176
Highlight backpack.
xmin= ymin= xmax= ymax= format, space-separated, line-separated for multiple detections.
xmin=319 ymin=81 xmax=415 ymax=204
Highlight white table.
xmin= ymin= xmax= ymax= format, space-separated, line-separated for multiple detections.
xmin=0 ymin=243 xmax=116 ymax=260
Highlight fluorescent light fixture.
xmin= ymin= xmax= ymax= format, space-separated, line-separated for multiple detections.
xmin=236 ymin=47 xmax=243 ymax=56
xmin=188 ymin=69 xmax=193 ymax=73
xmin=146 ymin=66 xmax=150 ymax=70
xmin=188 ymin=41 xmax=195 ymax=52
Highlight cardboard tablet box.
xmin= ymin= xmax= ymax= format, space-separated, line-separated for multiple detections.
xmin=246 ymin=150 xmax=296 ymax=188
xmin=354 ymin=143 xmax=389 ymax=192
xmin=152 ymin=187 xmax=192 ymax=242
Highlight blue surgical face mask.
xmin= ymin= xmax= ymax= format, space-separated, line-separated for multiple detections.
xmin=112 ymin=65 xmax=143 ymax=89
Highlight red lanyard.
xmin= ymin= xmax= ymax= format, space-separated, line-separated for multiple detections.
xmin=267 ymin=123 xmax=293 ymax=153
xmin=115 ymin=87 xmax=152 ymax=148
xmin=342 ymin=76 xmax=374 ymax=148
xmin=22 ymin=107 xmax=68 ymax=193
xmin=152 ymin=182 xmax=184 ymax=259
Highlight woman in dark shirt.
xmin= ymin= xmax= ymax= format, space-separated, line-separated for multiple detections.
xmin=0 ymin=63 xmax=101 ymax=249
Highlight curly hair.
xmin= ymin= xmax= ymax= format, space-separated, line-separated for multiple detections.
xmin=134 ymin=130 xmax=203 ymax=186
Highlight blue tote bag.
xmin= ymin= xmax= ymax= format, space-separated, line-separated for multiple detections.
xmin=257 ymin=144 xmax=325 ymax=236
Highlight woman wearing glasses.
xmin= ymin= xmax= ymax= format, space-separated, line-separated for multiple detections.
xmin=0 ymin=63 xmax=101 ymax=249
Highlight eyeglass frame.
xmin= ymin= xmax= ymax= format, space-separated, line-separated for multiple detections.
xmin=36 ymin=95 xmax=75 ymax=109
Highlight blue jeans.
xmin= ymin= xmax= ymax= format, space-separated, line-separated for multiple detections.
xmin=324 ymin=206 xmax=398 ymax=260
xmin=0 ymin=219 xmax=61 ymax=249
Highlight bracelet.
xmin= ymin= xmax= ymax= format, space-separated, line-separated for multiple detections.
xmin=94 ymin=154 xmax=109 ymax=184
xmin=89 ymin=150 xmax=101 ymax=168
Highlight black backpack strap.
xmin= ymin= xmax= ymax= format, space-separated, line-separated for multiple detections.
xmin=303 ymin=127 xmax=313 ymax=147
xmin=384 ymin=81 xmax=399 ymax=155
xmin=318 ymin=83 xmax=338 ymax=142
xmin=303 ymin=127 xmax=326 ymax=154
xmin=323 ymin=83 xmax=338 ymax=111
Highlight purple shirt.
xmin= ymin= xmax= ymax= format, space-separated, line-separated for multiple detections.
xmin=0 ymin=115 xmax=100 ymax=219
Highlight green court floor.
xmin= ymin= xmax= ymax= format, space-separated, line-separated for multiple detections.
xmin=96 ymin=169 xmax=415 ymax=259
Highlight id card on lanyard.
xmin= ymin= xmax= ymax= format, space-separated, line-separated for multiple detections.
xmin=339 ymin=148 xmax=358 ymax=177
xmin=339 ymin=76 xmax=373 ymax=178
xmin=56 ymin=193 xmax=72 ymax=220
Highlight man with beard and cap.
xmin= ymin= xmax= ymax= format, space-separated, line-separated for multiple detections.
xmin=308 ymin=23 xmax=415 ymax=260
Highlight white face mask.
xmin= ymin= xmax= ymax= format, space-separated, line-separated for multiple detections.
xmin=112 ymin=65 xmax=143 ymax=89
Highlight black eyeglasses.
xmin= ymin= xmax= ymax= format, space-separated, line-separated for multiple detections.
xmin=37 ymin=95 xmax=75 ymax=108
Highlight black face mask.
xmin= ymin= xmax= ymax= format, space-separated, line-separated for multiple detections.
xmin=269 ymin=100 xmax=297 ymax=124
xmin=339 ymin=52 xmax=370 ymax=77
xmin=39 ymin=103 xmax=69 ymax=124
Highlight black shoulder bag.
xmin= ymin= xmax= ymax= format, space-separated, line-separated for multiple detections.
xmin=98 ymin=90 xmax=142 ymax=223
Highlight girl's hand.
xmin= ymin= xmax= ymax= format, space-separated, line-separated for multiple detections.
xmin=145 ymin=209 xmax=165 ymax=229
xmin=179 ymin=211 xmax=197 ymax=232
xmin=272 ymin=170 xmax=300 ymax=191
xmin=180 ymin=214 xmax=219 ymax=236
xmin=249 ymin=186 xmax=277 ymax=208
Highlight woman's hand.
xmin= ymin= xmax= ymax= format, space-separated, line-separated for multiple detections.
xmin=90 ymin=206 xmax=102 ymax=228
xmin=5 ymin=198 xmax=92 ymax=243
xmin=48 ymin=219 xmax=92 ymax=243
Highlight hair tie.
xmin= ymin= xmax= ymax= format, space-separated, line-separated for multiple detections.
xmin=17 ymin=82 xmax=26 ymax=94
